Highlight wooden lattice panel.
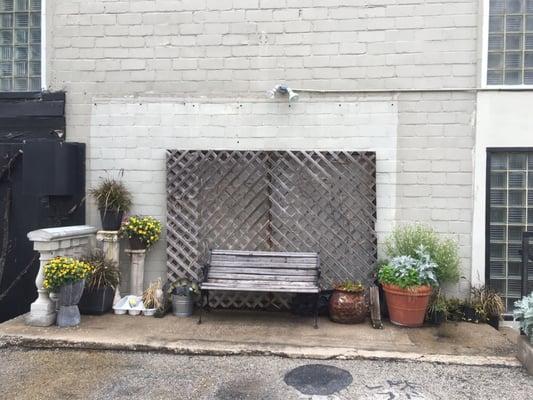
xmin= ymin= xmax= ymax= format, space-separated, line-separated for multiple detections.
xmin=166 ymin=150 xmax=377 ymax=309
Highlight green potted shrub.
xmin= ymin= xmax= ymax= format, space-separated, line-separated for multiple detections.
xmin=90 ymin=178 xmax=132 ymax=230
xmin=328 ymin=281 xmax=368 ymax=324
xmin=445 ymin=298 xmax=465 ymax=322
xmin=426 ymin=288 xmax=447 ymax=325
xmin=43 ymin=256 xmax=94 ymax=327
xmin=385 ymin=224 xmax=460 ymax=285
xmin=378 ymin=246 xmax=439 ymax=327
xmin=78 ymin=251 xmax=120 ymax=315
xmin=120 ymin=215 xmax=161 ymax=250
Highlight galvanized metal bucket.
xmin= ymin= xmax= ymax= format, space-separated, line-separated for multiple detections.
xmin=172 ymin=293 xmax=193 ymax=317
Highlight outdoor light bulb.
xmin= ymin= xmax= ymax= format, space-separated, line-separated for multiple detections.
xmin=287 ymin=88 xmax=299 ymax=102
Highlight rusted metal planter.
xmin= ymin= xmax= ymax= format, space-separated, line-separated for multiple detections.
xmin=382 ymin=284 xmax=432 ymax=327
xmin=328 ymin=289 xmax=368 ymax=324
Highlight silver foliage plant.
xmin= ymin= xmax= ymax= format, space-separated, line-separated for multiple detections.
xmin=514 ymin=293 xmax=533 ymax=343
xmin=389 ymin=245 xmax=439 ymax=287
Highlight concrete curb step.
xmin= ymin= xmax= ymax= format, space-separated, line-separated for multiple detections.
xmin=0 ymin=334 xmax=522 ymax=368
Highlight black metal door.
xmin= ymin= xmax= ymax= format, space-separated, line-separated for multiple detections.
xmin=0 ymin=92 xmax=86 ymax=322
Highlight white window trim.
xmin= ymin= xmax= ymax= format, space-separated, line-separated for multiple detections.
xmin=40 ymin=0 xmax=46 ymax=90
xmin=481 ymin=0 xmax=533 ymax=89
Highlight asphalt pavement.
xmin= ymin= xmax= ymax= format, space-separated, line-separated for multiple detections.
xmin=0 ymin=347 xmax=532 ymax=400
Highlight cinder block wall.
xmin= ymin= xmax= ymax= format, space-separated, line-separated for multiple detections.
xmin=47 ymin=0 xmax=478 ymax=295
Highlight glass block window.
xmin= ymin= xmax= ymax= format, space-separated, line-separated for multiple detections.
xmin=487 ymin=0 xmax=533 ymax=85
xmin=0 ymin=0 xmax=41 ymax=92
xmin=488 ymin=151 xmax=533 ymax=311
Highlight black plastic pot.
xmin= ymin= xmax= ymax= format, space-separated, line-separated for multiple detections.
xmin=487 ymin=314 xmax=500 ymax=330
xmin=78 ymin=286 xmax=115 ymax=315
xmin=461 ymin=305 xmax=485 ymax=323
xmin=129 ymin=237 xmax=146 ymax=250
xmin=428 ymin=310 xmax=446 ymax=325
xmin=99 ymin=209 xmax=124 ymax=231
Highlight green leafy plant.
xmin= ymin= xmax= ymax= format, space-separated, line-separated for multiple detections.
xmin=171 ymin=278 xmax=200 ymax=296
xmin=334 ymin=281 xmax=365 ymax=294
xmin=43 ymin=256 xmax=94 ymax=291
xmin=89 ymin=178 xmax=132 ymax=212
xmin=514 ymin=293 xmax=533 ymax=342
xmin=427 ymin=288 xmax=448 ymax=316
xmin=445 ymin=298 xmax=465 ymax=321
xmin=385 ymin=224 xmax=460 ymax=284
xmin=120 ymin=215 xmax=162 ymax=248
xmin=83 ymin=250 xmax=120 ymax=289
xmin=378 ymin=246 xmax=439 ymax=289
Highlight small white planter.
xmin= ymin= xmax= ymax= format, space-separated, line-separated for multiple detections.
xmin=143 ymin=308 xmax=157 ymax=316
xmin=113 ymin=295 xmax=144 ymax=315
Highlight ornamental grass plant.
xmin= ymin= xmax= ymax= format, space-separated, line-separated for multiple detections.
xmin=43 ymin=256 xmax=94 ymax=291
xmin=89 ymin=178 xmax=132 ymax=212
xmin=83 ymin=250 xmax=120 ymax=289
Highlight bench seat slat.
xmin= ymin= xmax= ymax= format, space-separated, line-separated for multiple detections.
xmin=211 ymin=250 xmax=318 ymax=258
xmin=207 ymin=273 xmax=317 ymax=282
xmin=209 ymin=261 xmax=318 ymax=269
xmin=208 ymin=267 xmax=317 ymax=276
xmin=201 ymin=282 xmax=320 ymax=293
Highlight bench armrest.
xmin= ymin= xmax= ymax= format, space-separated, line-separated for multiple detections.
xmin=200 ymin=264 xmax=210 ymax=283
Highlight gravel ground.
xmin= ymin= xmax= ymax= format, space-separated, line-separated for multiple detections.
xmin=0 ymin=347 xmax=532 ymax=400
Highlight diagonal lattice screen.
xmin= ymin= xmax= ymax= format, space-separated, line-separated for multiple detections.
xmin=166 ymin=150 xmax=377 ymax=309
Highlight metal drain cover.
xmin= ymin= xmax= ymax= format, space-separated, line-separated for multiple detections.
xmin=284 ymin=364 xmax=353 ymax=396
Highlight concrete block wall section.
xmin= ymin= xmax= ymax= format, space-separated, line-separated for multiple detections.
xmin=47 ymin=0 xmax=479 ymax=142
xmin=397 ymin=91 xmax=475 ymax=297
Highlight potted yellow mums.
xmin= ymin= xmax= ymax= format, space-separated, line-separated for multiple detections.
xmin=43 ymin=256 xmax=94 ymax=327
xmin=120 ymin=215 xmax=161 ymax=250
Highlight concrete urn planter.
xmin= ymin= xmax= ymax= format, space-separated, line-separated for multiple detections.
xmin=57 ymin=280 xmax=85 ymax=327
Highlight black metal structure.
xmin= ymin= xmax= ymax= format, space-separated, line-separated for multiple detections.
xmin=486 ymin=148 xmax=533 ymax=311
xmin=0 ymin=92 xmax=86 ymax=323
xmin=522 ymin=232 xmax=533 ymax=298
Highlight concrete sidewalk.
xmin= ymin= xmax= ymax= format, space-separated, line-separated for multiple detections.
xmin=0 ymin=310 xmax=520 ymax=367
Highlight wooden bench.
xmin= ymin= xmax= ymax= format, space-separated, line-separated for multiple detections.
xmin=199 ymin=249 xmax=321 ymax=328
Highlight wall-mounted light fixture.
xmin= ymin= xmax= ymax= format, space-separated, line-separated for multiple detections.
xmin=266 ymin=84 xmax=299 ymax=102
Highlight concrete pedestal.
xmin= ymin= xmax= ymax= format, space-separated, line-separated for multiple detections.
xmin=96 ymin=230 xmax=121 ymax=304
xmin=518 ymin=335 xmax=533 ymax=376
xmin=25 ymin=251 xmax=56 ymax=327
xmin=25 ymin=225 xmax=97 ymax=327
xmin=125 ymin=249 xmax=146 ymax=296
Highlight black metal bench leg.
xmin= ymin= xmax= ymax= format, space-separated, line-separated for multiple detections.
xmin=314 ymin=292 xmax=319 ymax=329
xmin=198 ymin=290 xmax=205 ymax=325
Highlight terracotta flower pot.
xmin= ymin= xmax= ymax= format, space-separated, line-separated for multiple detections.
xmin=382 ymin=284 xmax=432 ymax=327
xmin=328 ymin=289 xmax=368 ymax=324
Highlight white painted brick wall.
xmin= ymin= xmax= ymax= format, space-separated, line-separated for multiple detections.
xmin=46 ymin=0 xmax=477 ymax=295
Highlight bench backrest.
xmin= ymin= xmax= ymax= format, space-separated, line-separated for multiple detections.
xmin=207 ymin=250 xmax=320 ymax=285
